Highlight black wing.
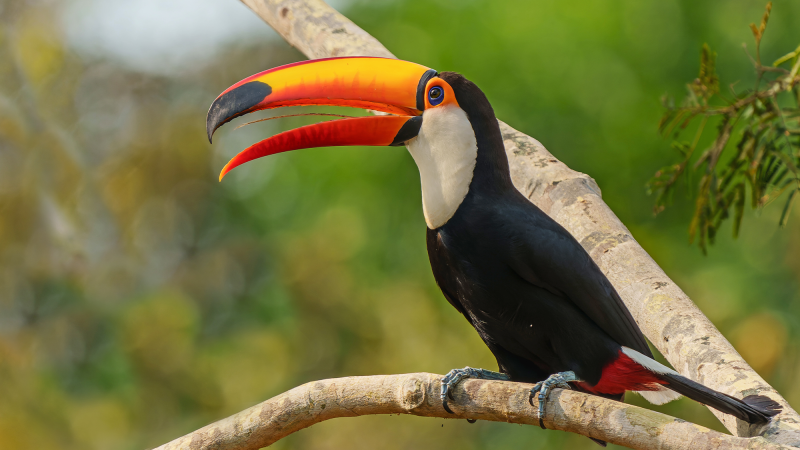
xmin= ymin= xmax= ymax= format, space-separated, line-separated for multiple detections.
xmin=504 ymin=204 xmax=653 ymax=358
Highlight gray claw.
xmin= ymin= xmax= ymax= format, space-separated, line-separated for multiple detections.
xmin=528 ymin=371 xmax=579 ymax=429
xmin=440 ymin=367 xmax=510 ymax=414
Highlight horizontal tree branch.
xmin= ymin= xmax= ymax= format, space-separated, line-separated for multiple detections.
xmin=235 ymin=0 xmax=800 ymax=445
xmin=152 ymin=373 xmax=792 ymax=450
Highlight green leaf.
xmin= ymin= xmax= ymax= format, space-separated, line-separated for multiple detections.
xmin=773 ymin=44 xmax=800 ymax=67
xmin=733 ymin=184 xmax=746 ymax=238
xmin=779 ymin=188 xmax=798 ymax=227
xmin=774 ymin=151 xmax=800 ymax=176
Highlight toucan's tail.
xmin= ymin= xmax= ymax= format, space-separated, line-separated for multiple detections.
xmin=622 ymin=347 xmax=782 ymax=424
xmin=655 ymin=372 xmax=781 ymax=423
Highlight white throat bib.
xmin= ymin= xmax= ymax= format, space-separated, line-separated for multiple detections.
xmin=406 ymin=105 xmax=478 ymax=229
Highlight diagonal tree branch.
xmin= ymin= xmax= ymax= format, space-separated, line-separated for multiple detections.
xmin=156 ymin=0 xmax=799 ymax=448
xmin=152 ymin=373 xmax=792 ymax=450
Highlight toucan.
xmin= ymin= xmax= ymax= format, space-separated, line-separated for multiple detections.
xmin=206 ymin=57 xmax=780 ymax=431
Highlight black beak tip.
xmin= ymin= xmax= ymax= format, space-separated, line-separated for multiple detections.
xmin=205 ymin=81 xmax=273 ymax=145
xmin=206 ymin=111 xmax=217 ymax=144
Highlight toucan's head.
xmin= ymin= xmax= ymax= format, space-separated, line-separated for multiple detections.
xmin=207 ymin=57 xmax=505 ymax=229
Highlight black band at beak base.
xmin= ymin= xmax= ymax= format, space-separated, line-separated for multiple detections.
xmin=415 ymin=69 xmax=439 ymax=111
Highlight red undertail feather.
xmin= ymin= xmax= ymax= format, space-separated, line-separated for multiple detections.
xmin=577 ymin=350 xmax=666 ymax=396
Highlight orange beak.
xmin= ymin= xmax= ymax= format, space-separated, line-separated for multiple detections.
xmin=206 ymin=57 xmax=437 ymax=181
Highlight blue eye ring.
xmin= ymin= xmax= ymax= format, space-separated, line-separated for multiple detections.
xmin=428 ymin=86 xmax=444 ymax=106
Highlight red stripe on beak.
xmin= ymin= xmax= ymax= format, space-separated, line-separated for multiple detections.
xmin=219 ymin=115 xmax=415 ymax=181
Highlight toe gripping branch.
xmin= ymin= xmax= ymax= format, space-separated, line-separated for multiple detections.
xmin=440 ymin=367 xmax=510 ymax=415
xmin=529 ymin=371 xmax=579 ymax=429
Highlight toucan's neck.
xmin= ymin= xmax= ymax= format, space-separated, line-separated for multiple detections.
xmin=468 ymin=112 xmax=514 ymax=195
xmin=439 ymin=72 xmax=514 ymax=195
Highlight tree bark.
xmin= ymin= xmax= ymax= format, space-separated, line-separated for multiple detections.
xmin=152 ymin=373 xmax=793 ymax=450
xmin=155 ymin=0 xmax=800 ymax=448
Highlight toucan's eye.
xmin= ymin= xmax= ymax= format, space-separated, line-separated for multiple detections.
xmin=428 ymin=86 xmax=444 ymax=106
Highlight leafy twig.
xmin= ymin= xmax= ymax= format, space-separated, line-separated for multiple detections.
xmin=649 ymin=1 xmax=800 ymax=252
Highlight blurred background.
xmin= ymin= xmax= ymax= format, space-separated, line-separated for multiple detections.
xmin=0 ymin=0 xmax=798 ymax=448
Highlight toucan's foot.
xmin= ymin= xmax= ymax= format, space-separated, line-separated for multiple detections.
xmin=440 ymin=367 xmax=510 ymax=414
xmin=528 ymin=371 xmax=579 ymax=429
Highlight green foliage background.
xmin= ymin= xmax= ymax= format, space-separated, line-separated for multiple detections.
xmin=0 ymin=1 xmax=798 ymax=449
